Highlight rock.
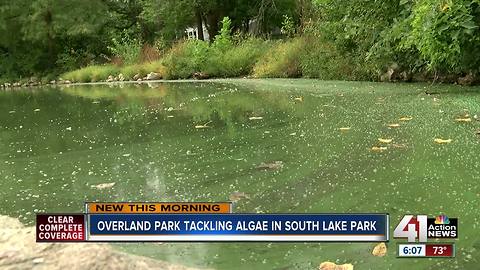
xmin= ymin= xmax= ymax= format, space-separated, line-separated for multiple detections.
xmin=136 ymin=78 xmax=143 ymax=82
xmin=106 ymin=75 xmax=114 ymax=82
xmin=118 ymin=73 xmax=125 ymax=82
xmin=256 ymin=161 xmax=283 ymax=170
xmin=132 ymin=73 xmax=141 ymax=80
xmin=192 ymin=72 xmax=209 ymax=80
xmin=4 ymin=83 xmax=11 ymax=87
xmin=49 ymin=80 xmax=56 ymax=84
xmin=372 ymin=242 xmax=387 ymax=256
xmin=64 ymin=80 xmax=72 ymax=84
xmin=146 ymin=72 xmax=161 ymax=80
xmin=458 ymin=72 xmax=475 ymax=86
xmin=0 ymin=215 xmax=204 ymax=270
xmin=319 ymin=262 xmax=354 ymax=270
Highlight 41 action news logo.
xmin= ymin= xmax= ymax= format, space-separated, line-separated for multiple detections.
xmin=393 ymin=214 xmax=458 ymax=242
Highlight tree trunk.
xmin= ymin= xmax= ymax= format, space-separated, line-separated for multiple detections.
xmin=206 ymin=13 xmax=219 ymax=43
xmin=195 ymin=8 xmax=204 ymax=41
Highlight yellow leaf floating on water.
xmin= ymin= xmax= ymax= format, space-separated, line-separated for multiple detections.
xmin=378 ymin=138 xmax=393 ymax=144
xmin=372 ymin=242 xmax=387 ymax=257
xmin=399 ymin=116 xmax=413 ymax=121
xmin=371 ymin=146 xmax=387 ymax=152
xmin=434 ymin=138 xmax=452 ymax=144
xmin=91 ymin=182 xmax=116 ymax=190
xmin=293 ymin=96 xmax=304 ymax=102
xmin=455 ymin=117 xmax=471 ymax=122
xmin=319 ymin=262 xmax=354 ymax=270
xmin=339 ymin=127 xmax=351 ymax=131
xmin=388 ymin=123 xmax=400 ymax=128
xmin=249 ymin=116 xmax=263 ymax=120
xmin=195 ymin=121 xmax=212 ymax=129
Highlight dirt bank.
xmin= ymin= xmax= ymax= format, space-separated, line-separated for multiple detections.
xmin=0 ymin=215 xmax=204 ymax=270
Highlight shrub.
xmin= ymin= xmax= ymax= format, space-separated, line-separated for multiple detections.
xmin=210 ymin=38 xmax=270 ymax=77
xmin=299 ymin=36 xmax=356 ymax=80
xmin=107 ymin=33 xmax=142 ymax=65
xmin=161 ymin=40 xmax=210 ymax=79
xmin=253 ymin=38 xmax=305 ymax=78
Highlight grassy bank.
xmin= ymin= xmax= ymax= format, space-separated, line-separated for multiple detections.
xmin=60 ymin=36 xmax=376 ymax=83
xmin=59 ymin=34 xmax=475 ymax=85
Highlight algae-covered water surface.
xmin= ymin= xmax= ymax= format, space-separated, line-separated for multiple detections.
xmin=0 ymin=79 xmax=479 ymax=269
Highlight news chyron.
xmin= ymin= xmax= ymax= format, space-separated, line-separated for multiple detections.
xmin=394 ymin=214 xmax=458 ymax=258
xmin=36 ymin=202 xmax=389 ymax=242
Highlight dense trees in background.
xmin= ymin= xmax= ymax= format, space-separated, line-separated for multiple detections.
xmin=1 ymin=0 xmax=480 ymax=82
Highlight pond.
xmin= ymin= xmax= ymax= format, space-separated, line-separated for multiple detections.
xmin=0 ymin=79 xmax=479 ymax=269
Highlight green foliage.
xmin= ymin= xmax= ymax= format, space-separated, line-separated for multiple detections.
xmin=404 ymin=0 xmax=480 ymax=72
xmin=280 ymin=15 xmax=295 ymax=37
xmin=208 ymin=37 xmax=271 ymax=77
xmin=107 ymin=32 xmax=143 ymax=65
xmin=253 ymin=38 xmax=305 ymax=78
xmin=213 ymin=17 xmax=233 ymax=52
xmin=162 ymin=36 xmax=269 ymax=79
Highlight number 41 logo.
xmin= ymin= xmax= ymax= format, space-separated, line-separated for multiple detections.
xmin=394 ymin=215 xmax=428 ymax=242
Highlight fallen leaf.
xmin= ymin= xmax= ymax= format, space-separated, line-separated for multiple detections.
xmin=294 ymin=96 xmax=304 ymax=102
xmin=455 ymin=117 xmax=471 ymax=122
xmin=399 ymin=116 xmax=413 ymax=121
xmin=378 ymin=138 xmax=393 ymax=144
xmin=434 ymin=138 xmax=452 ymax=144
xmin=371 ymin=146 xmax=387 ymax=152
xmin=388 ymin=123 xmax=400 ymax=128
xmin=256 ymin=161 xmax=284 ymax=170
xmin=195 ymin=121 xmax=212 ymax=129
xmin=319 ymin=262 xmax=354 ymax=270
xmin=91 ymin=182 xmax=116 ymax=190
xmin=8 ymin=111 xmax=15 ymax=114
xmin=339 ymin=127 xmax=351 ymax=131
xmin=229 ymin=191 xmax=250 ymax=202
xmin=122 ymin=153 xmax=131 ymax=157
xmin=249 ymin=116 xmax=263 ymax=120
xmin=372 ymin=242 xmax=387 ymax=257
xmin=34 ymin=109 xmax=40 ymax=112
xmin=92 ymin=101 xmax=100 ymax=104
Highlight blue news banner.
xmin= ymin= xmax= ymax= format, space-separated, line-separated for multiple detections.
xmin=87 ymin=214 xmax=389 ymax=242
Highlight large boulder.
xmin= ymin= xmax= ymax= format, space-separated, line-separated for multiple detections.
xmin=146 ymin=72 xmax=162 ymax=80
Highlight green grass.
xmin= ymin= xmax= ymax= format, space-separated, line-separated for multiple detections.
xmin=62 ymin=65 xmax=121 ymax=82
xmin=253 ymin=38 xmax=305 ymax=78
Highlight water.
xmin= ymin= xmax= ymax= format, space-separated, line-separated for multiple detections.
xmin=0 ymin=79 xmax=479 ymax=269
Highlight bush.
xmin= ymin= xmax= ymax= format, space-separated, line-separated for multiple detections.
xmin=161 ymin=40 xmax=211 ymax=79
xmin=207 ymin=38 xmax=270 ymax=77
xmin=253 ymin=38 xmax=305 ymax=78
xmin=107 ymin=33 xmax=142 ymax=65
